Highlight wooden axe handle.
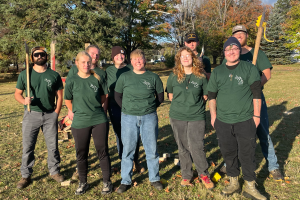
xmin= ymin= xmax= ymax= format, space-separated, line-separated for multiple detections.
xmin=252 ymin=26 xmax=263 ymax=66
xmin=25 ymin=42 xmax=31 ymax=111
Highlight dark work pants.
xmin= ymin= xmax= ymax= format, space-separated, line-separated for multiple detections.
xmin=215 ymin=118 xmax=257 ymax=181
xmin=170 ymin=118 xmax=209 ymax=180
xmin=72 ymin=123 xmax=111 ymax=183
xmin=108 ymin=101 xmax=140 ymax=163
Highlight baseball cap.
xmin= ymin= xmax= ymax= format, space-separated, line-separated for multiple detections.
xmin=30 ymin=46 xmax=47 ymax=62
xmin=223 ymin=37 xmax=242 ymax=53
xmin=111 ymin=46 xmax=125 ymax=60
xmin=185 ymin=33 xmax=199 ymax=42
xmin=232 ymin=25 xmax=247 ymax=35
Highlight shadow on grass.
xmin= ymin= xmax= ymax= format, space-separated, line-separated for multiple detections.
xmin=0 ymin=92 xmax=14 ymax=96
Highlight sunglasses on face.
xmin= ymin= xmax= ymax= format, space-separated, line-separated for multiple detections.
xmin=33 ymin=52 xmax=46 ymax=57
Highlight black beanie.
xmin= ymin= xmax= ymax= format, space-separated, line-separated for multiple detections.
xmin=223 ymin=37 xmax=241 ymax=53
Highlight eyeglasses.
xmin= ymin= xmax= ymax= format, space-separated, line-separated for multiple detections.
xmin=33 ymin=52 xmax=46 ymax=57
xmin=224 ymin=48 xmax=240 ymax=53
xmin=180 ymin=55 xmax=192 ymax=59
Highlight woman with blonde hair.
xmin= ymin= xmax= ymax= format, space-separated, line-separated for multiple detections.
xmin=64 ymin=51 xmax=112 ymax=195
xmin=166 ymin=46 xmax=214 ymax=189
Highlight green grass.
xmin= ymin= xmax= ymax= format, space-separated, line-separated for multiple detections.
xmin=1 ymin=64 xmax=300 ymax=199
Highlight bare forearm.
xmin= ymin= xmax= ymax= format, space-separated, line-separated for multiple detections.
xmin=253 ymin=99 xmax=261 ymax=116
xmin=15 ymin=92 xmax=25 ymax=105
xmin=167 ymin=93 xmax=173 ymax=101
xmin=55 ymin=90 xmax=63 ymax=114
xmin=209 ymin=99 xmax=217 ymax=118
xmin=65 ymin=100 xmax=73 ymax=111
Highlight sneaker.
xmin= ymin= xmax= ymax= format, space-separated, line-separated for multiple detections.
xmin=75 ymin=182 xmax=89 ymax=195
xmin=117 ymin=184 xmax=131 ymax=193
xmin=72 ymin=170 xmax=79 ymax=180
xmin=200 ymin=174 xmax=214 ymax=190
xmin=151 ymin=181 xmax=163 ymax=190
xmin=220 ymin=165 xmax=227 ymax=174
xmin=102 ymin=181 xmax=113 ymax=194
xmin=269 ymin=169 xmax=284 ymax=181
xmin=17 ymin=177 xmax=31 ymax=189
xmin=50 ymin=173 xmax=64 ymax=182
xmin=181 ymin=179 xmax=193 ymax=187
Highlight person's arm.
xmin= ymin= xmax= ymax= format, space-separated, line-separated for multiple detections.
xmin=54 ymin=89 xmax=63 ymax=115
xmin=103 ymin=94 xmax=108 ymax=114
xmin=65 ymin=99 xmax=74 ymax=120
xmin=204 ymin=73 xmax=211 ymax=81
xmin=155 ymin=91 xmax=164 ymax=107
xmin=209 ymin=99 xmax=217 ymax=128
xmin=250 ymin=80 xmax=262 ymax=127
xmin=261 ymin=68 xmax=271 ymax=86
xmin=14 ymin=88 xmax=32 ymax=105
xmin=114 ymin=91 xmax=123 ymax=108
xmin=101 ymin=94 xmax=107 ymax=105
xmin=167 ymin=93 xmax=173 ymax=101
xmin=203 ymin=95 xmax=208 ymax=102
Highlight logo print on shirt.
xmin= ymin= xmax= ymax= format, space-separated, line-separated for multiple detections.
xmin=90 ymin=84 xmax=98 ymax=92
xmin=235 ymin=75 xmax=243 ymax=85
xmin=190 ymin=81 xmax=199 ymax=88
xmin=44 ymin=79 xmax=52 ymax=87
xmin=143 ymin=80 xmax=152 ymax=89
xmin=229 ymin=74 xmax=233 ymax=81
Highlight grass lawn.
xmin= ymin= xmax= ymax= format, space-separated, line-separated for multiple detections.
xmin=0 ymin=64 xmax=300 ymax=199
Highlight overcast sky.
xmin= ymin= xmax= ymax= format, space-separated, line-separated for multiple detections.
xmin=262 ymin=0 xmax=277 ymax=5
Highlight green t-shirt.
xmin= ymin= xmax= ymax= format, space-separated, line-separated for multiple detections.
xmin=64 ymin=74 xmax=108 ymax=129
xmin=67 ymin=65 xmax=107 ymax=84
xmin=207 ymin=61 xmax=260 ymax=124
xmin=222 ymin=49 xmax=273 ymax=76
xmin=105 ymin=64 xmax=133 ymax=105
xmin=114 ymin=70 xmax=164 ymax=116
xmin=166 ymin=72 xmax=208 ymax=121
xmin=197 ymin=53 xmax=211 ymax=73
xmin=16 ymin=67 xmax=63 ymax=112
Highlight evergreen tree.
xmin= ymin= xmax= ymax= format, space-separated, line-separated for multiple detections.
xmin=261 ymin=0 xmax=292 ymax=65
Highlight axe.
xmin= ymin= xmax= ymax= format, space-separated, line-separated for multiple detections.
xmin=252 ymin=8 xmax=265 ymax=66
xmin=199 ymin=44 xmax=204 ymax=58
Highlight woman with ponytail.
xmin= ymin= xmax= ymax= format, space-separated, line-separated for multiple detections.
xmin=64 ymin=52 xmax=112 ymax=195
xmin=166 ymin=46 xmax=214 ymax=190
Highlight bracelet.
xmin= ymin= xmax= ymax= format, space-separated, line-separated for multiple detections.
xmin=253 ymin=115 xmax=260 ymax=118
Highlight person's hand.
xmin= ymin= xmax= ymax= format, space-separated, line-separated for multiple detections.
xmin=54 ymin=109 xmax=60 ymax=115
xmin=211 ymin=116 xmax=216 ymax=128
xmin=253 ymin=117 xmax=260 ymax=128
xmin=68 ymin=109 xmax=74 ymax=120
xmin=203 ymin=95 xmax=208 ymax=101
xmin=24 ymin=97 xmax=33 ymax=105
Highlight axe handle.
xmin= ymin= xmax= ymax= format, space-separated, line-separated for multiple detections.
xmin=252 ymin=26 xmax=264 ymax=66
xmin=25 ymin=43 xmax=31 ymax=111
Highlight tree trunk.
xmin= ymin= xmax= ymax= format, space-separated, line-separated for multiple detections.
xmin=213 ymin=55 xmax=217 ymax=65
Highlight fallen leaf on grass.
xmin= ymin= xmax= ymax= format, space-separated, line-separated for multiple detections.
xmin=224 ymin=180 xmax=230 ymax=184
xmin=133 ymin=181 xmax=138 ymax=187
xmin=165 ymin=187 xmax=170 ymax=193
xmin=285 ymin=181 xmax=291 ymax=184
xmin=149 ymin=192 xmax=154 ymax=196
xmin=176 ymin=175 xmax=182 ymax=178
xmin=210 ymin=161 xmax=215 ymax=167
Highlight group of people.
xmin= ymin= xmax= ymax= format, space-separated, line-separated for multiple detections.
xmin=14 ymin=24 xmax=283 ymax=199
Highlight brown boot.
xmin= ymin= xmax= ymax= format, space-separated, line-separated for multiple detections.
xmin=50 ymin=173 xmax=64 ymax=182
xmin=133 ymin=162 xmax=145 ymax=173
xmin=17 ymin=177 xmax=31 ymax=189
xmin=222 ymin=176 xmax=241 ymax=196
xmin=243 ymin=180 xmax=266 ymax=200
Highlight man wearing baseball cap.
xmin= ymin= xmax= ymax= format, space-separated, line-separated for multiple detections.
xmin=184 ymin=33 xmax=211 ymax=80
xmin=207 ymin=37 xmax=266 ymax=200
xmin=15 ymin=46 xmax=64 ymax=189
xmin=220 ymin=25 xmax=284 ymax=182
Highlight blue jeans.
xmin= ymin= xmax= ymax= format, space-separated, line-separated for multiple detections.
xmin=120 ymin=112 xmax=160 ymax=185
xmin=108 ymin=101 xmax=140 ymax=162
xmin=223 ymin=92 xmax=279 ymax=172
xmin=257 ymin=92 xmax=279 ymax=171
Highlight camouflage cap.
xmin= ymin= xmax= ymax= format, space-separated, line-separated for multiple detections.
xmin=232 ymin=25 xmax=247 ymax=35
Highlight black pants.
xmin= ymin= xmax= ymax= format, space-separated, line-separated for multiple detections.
xmin=214 ymin=118 xmax=257 ymax=181
xmin=72 ymin=123 xmax=111 ymax=183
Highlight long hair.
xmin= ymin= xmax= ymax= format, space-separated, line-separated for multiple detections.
xmin=75 ymin=51 xmax=100 ymax=81
xmin=173 ymin=46 xmax=206 ymax=83
xmin=85 ymin=44 xmax=101 ymax=68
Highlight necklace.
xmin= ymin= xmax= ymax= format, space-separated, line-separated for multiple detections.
xmin=186 ymin=74 xmax=192 ymax=89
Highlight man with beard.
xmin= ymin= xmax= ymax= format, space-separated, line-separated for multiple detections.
xmin=184 ymin=33 xmax=211 ymax=80
xmin=15 ymin=46 xmax=64 ymax=189
xmin=220 ymin=25 xmax=284 ymax=181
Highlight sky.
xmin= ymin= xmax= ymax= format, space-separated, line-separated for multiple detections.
xmin=262 ymin=0 xmax=277 ymax=5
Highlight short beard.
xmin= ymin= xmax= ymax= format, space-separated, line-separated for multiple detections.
xmin=34 ymin=58 xmax=47 ymax=66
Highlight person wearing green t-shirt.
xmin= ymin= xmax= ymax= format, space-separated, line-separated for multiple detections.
xmin=105 ymin=46 xmax=143 ymax=173
xmin=64 ymin=52 xmax=112 ymax=195
xmin=220 ymin=25 xmax=284 ymax=182
xmin=184 ymin=32 xmax=211 ymax=80
xmin=207 ymin=37 xmax=266 ymax=200
xmin=15 ymin=46 xmax=64 ymax=189
xmin=166 ymin=46 xmax=214 ymax=190
xmin=114 ymin=49 xmax=164 ymax=193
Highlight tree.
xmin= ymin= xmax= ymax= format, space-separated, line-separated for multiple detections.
xmin=261 ymin=0 xmax=292 ymax=65
xmin=283 ymin=0 xmax=300 ymax=59
xmin=0 ymin=0 xmax=121 ymax=73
